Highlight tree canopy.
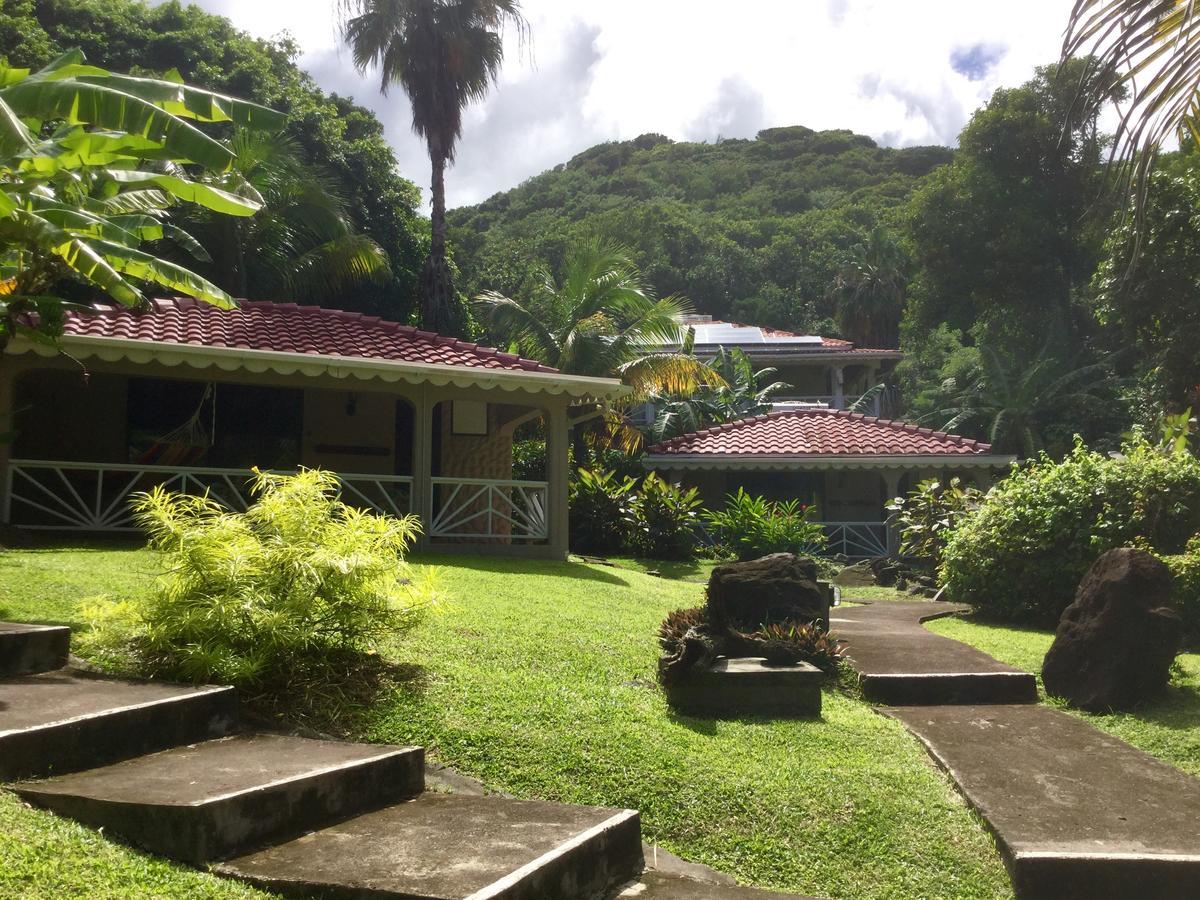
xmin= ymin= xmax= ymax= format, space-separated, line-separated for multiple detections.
xmin=3 ymin=0 xmax=429 ymax=321
xmin=450 ymin=126 xmax=950 ymax=338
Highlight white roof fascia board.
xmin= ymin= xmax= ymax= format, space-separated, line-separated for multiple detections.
xmin=8 ymin=334 xmax=630 ymax=401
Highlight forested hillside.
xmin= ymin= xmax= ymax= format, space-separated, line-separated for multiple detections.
xmin=4 ymin=0 xmax=429 ymax=320
xmin=449 ymin=128 xmax=952 ymax=334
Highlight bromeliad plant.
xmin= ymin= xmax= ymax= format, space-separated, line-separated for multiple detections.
xmin=80 ymin=469 xmax=439 ymax=711
xmin=0 ymin=50 xmax=285 ymax=349
xmin=754 ymin=620 xmax=846 ymax=673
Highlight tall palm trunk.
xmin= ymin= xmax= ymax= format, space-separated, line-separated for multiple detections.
xmin=421 ymin=145 xmax=456 ymax=334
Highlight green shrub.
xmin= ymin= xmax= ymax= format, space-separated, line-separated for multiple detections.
xmin=887 ymin=477 xmax=984 ymax=565
xmin=625 ymin=474 xmax=703 ymax=560
xmin=703 ymin=489 xmax=827 ymax=561
xmin=941 ymin=439 xmax=1200 ymax=624
xmin=79 ymin=469 xmax=439 ymax=701
xmin=1161 ymin=535 xmax=1200 ymax=645
xmin=568 ymin=467 xmax=636 ymax=555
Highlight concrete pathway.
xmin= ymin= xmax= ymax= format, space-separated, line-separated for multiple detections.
xmin=833 ymin=601 xmax=1200 ymax=898
xmin=832 ymin=601 xmax=1037 ymax=704
xmin=888 ymin=704 xmax=1200 ymax=900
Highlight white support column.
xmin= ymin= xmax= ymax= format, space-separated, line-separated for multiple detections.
xmin=831 ymin=365 xmax=846 ymax=409
xmin=868 ymin=366 xmax=882 ymax=416
xmin=412 ymin=385 xmax=435 ymax=552
xmin=882 ymin=468 xmax=903 ymax=556
xmin=545 ymin=400 xmax=570 ymax=560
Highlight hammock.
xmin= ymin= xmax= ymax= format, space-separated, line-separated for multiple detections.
xmin=134 ymin=384 xmax=215 ymax=467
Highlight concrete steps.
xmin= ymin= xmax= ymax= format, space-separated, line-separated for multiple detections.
xmin=0 ymin=622 xmax=70 ymax=676
xmin=833 ymin=602 xmax=1038 ymax=705
xmin=618 ymin=872 xmax=816 ymax=899
xmin=12 ymin=734 xmax=425 ymax=863
xmin=0 ymin=620 xmax=649 ymax=898
xmin=888 ymin=704 xmax=1200 ymax=899
xmin=0 ymin=669 xmax=238 ymax=780
xmin=217 ymin=792 xmax=644 ymax=900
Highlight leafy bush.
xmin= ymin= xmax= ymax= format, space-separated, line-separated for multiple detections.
xmin=704 ymin=489 xmax=827 ymax=560
xmin=625 ymin=474 xmax=703 ymax=560
xmin=942 ymin=439 xmax=1200 ymax=624
xmin=754 ymin=620 xmax=846 ymax=673
xmin=568 ymin=467 xmax=636 ymax=555
xmin=79 ymin=469 xmax=439 ymax=703
xmin=1161 ymin=535 xmax=1200 ymax=646
xmin=887 ymin=477 xmax=984 ymax=565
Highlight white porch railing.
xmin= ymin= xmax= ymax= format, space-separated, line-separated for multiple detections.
xmin=429 ymin=477 xmax=548 ymax=542
xmin=2 ymin=459 xmax=413 ymax=531
xmin=819 ymin=521 xmax=890 ymax=558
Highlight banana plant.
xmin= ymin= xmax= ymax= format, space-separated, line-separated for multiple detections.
xmin=0 ymin=50 xmax=285 ymax=348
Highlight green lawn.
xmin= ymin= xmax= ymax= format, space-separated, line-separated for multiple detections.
xmin=604 ymin=555 xmax=722 ymax=583
xmin=0 ymin=543 xmax=1012 ymax=900
xmin=0 ymin=792 xmax=271 ymax=900
xmin=926 ymin=616 xmax=1200 ymax=777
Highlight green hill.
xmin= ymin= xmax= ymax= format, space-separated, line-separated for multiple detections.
xmin=449 ymin=127 xmax=952 ymax=334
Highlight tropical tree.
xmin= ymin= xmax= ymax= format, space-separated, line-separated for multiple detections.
xmin=474 ymin=238 xmax=720 ymax=453
xmin=180 ymin=130 xmax=389 ymax=304
xmin=826 ymin=226 xmax=908 ymax=348
xmin=340 ymin=0 xmax=526 ymax=335
xmin=1064 ymin=1 xmax=1200 ymax=204
xmin=0 ymin=49 xmax=284 ymax=350
xmin=645 ymin=347 xmax=789 ymax=443
xmin=932 ymin=340 xmax=1122 ymax=458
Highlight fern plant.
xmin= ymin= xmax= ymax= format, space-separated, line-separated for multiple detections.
xmin=81 ymin=469 xmax=438 ymax=702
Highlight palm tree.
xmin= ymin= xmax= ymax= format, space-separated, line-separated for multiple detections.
xmin=474 ymin=238 xmax=720 ymax=453
xmin=340 ymin=0 xmax=526 ymax=335
xmin=826 ymin=227 xmax=908 ymax=348
xmin=182 ymin=131 xmax=389 ymax=304
xmin=932 ymin=341 xmax=1121 ymax=458
xmin=645 ymin=347 xmax=789 ymax=444
xmin=1064 ymin=2 xmax=1196 ymax=204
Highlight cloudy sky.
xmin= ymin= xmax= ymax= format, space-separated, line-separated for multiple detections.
xmin=189 ymin=0 xmax=1077 ymax=208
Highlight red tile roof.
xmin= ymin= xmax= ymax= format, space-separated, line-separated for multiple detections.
xmin=646 ymin=409 xmax=994 ymax=457
xmin=55 ymin=298 xmax=557 ymax=373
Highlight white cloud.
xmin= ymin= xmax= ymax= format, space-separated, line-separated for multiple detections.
xmin=184 ymin=0 xmax=1077 ymax=207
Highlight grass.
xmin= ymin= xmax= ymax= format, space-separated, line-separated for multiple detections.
xmin=603 ymin=555 xmax=721 ymax=583
xmin=926 ymin=616 xmax=1200 ymax=778
xmin=0 ymin=792 xmax=270 ymax=899
xmin=0 ymin=543 xmax=1013 ymax=900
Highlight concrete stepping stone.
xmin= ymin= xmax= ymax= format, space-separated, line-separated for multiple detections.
xmin=0 ymin=622 xmax=71 ymax=676
xmin=617 ymin=872 xmax=817 ymax=898
xmin=217 ymin=791 xmax=643 ymax=900
xmin=0 ymin=669 xmax=237 ymax=780
xmin=12 ymin=733 xmax=424 ymax=863
xmin=833 ymin=602 xmax=1037 ymax=704
xmin=888 ymin=703 xmax=1200 ymax=900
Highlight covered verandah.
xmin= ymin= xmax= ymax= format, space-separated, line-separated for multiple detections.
xmin=642 ymin=409 xmax=1015 ymax=557
xmin=0 ymin=299 xmax=626 ymax=559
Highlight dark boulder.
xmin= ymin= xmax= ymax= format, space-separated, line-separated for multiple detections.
xmin=1042 ymin=548 xmax=1182 ymax=712
xmin=706 ymin=553 xmax=830 ymax=632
